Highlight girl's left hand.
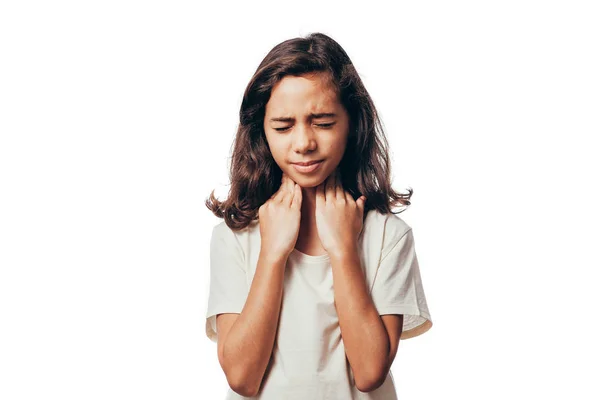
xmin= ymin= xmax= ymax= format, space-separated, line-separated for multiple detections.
xmin=315 ymin=168 xmax=367 ymax=259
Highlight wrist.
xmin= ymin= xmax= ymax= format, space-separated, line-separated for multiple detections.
xmin=259 ymin=247 xmax=289 ymax=266
xmin=328 ymin=244 xmax=359 ymax=264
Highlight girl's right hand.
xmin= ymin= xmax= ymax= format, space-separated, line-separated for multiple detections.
xmin=258 ymin=173 xmax=302 ymax=261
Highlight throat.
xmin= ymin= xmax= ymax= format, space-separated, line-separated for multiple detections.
xmin=295 ymin=222 xmax=327 ymax=256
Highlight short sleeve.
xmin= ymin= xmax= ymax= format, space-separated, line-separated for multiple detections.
xmin=370 ymin=228 xmax=433 ymax=339
xmin=205 ymin=223 xmax=249 ymax=343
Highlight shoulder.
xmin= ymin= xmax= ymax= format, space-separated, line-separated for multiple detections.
xmin=212 ymin=219 xmax=257 ymax=238
xmin=211 ymin=220 xmax=231 ymax=239
xmin=384 ymin=212 xmax=412 ymax=238
xmin=365 ymin=210 xmax=413 ymax=259
xmin=365 ymin=209 xmax=412 ymax=235
xmin=211 ymin=220 xmax=244 ymax=247
xmin=210 ymin=219 xmax=259 ymax=259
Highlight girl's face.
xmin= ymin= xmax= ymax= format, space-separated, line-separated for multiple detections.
xmin=263 ymin=72 xmax=350 ymax=188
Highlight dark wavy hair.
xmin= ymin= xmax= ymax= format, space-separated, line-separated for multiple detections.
xmin=205 ymin=32 xmax=413 ymax=231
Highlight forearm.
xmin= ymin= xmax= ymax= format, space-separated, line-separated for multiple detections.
xmin=222 ymin=249 xmax=287 ymax=393
xmin=330 ymin=248 xmax=390 ymax=391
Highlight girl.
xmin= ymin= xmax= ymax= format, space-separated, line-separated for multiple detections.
xmin=204 ymin=32 xmax=433 ymax=399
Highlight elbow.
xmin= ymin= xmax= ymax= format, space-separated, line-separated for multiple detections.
xmin=219 ymin=348 xmax=261 ymax=397
xmin=229 ymin=381 xmax=259 ymax=398
xmin=226 ymin=367 xmax=261 ymax=398
xmin=355 ymin=366 xmax=388 ymax=393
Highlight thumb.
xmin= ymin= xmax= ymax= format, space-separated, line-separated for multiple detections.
xmin=357 ymin=195 xmax=366 ymax=209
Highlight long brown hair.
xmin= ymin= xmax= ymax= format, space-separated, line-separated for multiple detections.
xmin=205 ymin=32 xmax=413 ymax=231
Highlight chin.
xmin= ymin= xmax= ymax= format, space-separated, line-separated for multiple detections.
xmin=287 ymin=171 xmax=325 ymax=188
xmin=297 ymin=181 xmax=321 ymax=189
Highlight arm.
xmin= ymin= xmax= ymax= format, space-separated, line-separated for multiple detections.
xmin=330 ymin=248 xmax=401 ymax=393
xmin=380 ymin=314 xmax=404 ymax=373
xmin=217 ymin=249 xmax=287 ymax=397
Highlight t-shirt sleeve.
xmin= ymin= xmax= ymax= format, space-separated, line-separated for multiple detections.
xmin=205 ymin=223 xmax=249 ymax=343
xmin=370 ymin=227 xmax=433 ymax=340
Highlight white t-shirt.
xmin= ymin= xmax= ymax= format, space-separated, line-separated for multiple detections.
xmin=205 ymin=209 xmax=433 ymax=399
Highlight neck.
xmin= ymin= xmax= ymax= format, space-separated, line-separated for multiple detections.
xmin=300 ymin=186 xmax=317 ymax=227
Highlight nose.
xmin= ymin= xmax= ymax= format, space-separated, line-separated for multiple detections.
xmin=292 ymin=123 xmax=317 ymax=154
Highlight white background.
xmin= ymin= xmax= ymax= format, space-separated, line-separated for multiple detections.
xmin=1 ymin=1 xmax=599 ymax=399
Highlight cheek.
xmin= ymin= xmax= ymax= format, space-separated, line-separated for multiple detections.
xmin=264 ymin=134 xmax=279 ymax=155
xmin=326 ymin=135 xmax=348 ymax=157
xmin=266 ymin=141 xmax=287 ymax=167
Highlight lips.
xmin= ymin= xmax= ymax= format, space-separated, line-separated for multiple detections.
xmin=291 ymin=160 xmax=323 ymax=174
xmin=292 ymin=160 xmax=322 ymax=166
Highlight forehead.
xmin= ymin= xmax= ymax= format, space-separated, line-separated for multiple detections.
xmin=265 ymin=73 xmax=339 ymax=116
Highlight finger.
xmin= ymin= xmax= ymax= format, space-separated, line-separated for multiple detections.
xmin=357 ymin=195 xmax=366 ymax=210
xmin=344 ymin=191 xmax=354 ymax=204
xmin=316 ymin=179 xmax=325 ymax=207
xmin=281 ymin=185 xmax=293 ymax=206
xmin=270 ymin=183 xmax=280 ymax=199
xmin=285 ymin=173 xmax=296 ymax=193
xmin=280 ymin=173 xmax=288 ymax=193
xmin=292 ymin=183 xmax=302 ymax=209
xmin=335 ymin=169 xmax=345 ymax=200
xmin=325 ymin=172 xmax=335 ymax=201
xmin=274 ymin=175 xmax=287 ymax=202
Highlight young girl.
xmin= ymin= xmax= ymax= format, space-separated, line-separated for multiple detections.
xmin=204 ymin=32 xmax=433 ymax=399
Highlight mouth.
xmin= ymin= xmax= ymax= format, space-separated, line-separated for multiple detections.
xmin=291 ymin=160 xmax=323 ymax=166
xmin=291 ymin=160 xmax=324 ymax=174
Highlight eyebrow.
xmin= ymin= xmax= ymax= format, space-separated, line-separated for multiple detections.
xmin=269 ymin=113 xmax=337 ymax=123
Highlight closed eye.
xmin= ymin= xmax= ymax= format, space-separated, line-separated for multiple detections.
xmin=317 ymin=123 xmax=335 ymax=129
xmin=274 ymin=123 xmax=336 ymax=132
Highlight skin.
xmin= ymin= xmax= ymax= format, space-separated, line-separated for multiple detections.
xmin=215 ymin=72 xmax=404 ymax=396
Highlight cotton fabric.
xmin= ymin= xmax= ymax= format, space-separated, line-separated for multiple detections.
xmin=205 ymin=209 xmax=433 ymax=399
